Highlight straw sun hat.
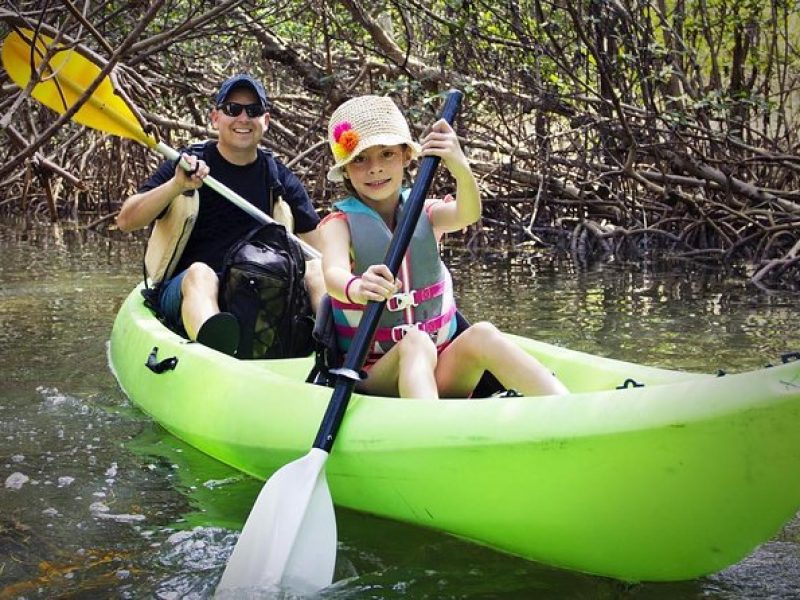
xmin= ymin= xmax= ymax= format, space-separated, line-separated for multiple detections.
xmin=327 ymin=95 xmax=422 ymax=182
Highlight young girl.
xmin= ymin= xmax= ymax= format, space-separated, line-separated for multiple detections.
xmin=320 ymin=95 xmax=568 ymax=399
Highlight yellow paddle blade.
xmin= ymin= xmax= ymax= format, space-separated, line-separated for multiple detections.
xmin=1 ymin=28 xmax=155 ymax=147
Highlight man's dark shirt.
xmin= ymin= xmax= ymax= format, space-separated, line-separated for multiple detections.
xmin=138 ymin=141 xmax=319 ymax=274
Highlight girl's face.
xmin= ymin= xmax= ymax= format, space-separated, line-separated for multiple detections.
xmin=344 ymin=144 xmax=411 ymax=204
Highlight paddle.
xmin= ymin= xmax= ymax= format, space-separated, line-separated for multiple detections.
xmin=1 ymin=28 xmax=319 ymax=260
xmin=215 ymin=89 xmax=464 ymax=595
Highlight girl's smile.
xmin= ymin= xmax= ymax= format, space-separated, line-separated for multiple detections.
xmin=364 ymin=177 xmax=391 ymax=189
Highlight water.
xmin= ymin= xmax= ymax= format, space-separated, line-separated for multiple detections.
xmin=1 ymin=221 xmax=799 ymax=598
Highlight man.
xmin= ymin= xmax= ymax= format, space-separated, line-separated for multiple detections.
xmin=117 ymin=74 xmax=322 ymax=354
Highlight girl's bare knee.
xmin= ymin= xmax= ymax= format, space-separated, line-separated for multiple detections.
xmin=398 ymin=329 xmax=437 ymax=363
xmin=470 ymin=321 xmax=500 ymax=338
xmin=460 ymin=321 xmax=502 ymax=359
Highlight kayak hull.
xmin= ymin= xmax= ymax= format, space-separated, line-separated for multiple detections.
xmin=109 ymin=285 xmax=800 ymax=581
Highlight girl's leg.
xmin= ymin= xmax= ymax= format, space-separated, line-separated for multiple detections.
xmin=436 ymin=322 xmax=568 ymax=397
xmin=356 ymin=329 xmax=439 ymax=399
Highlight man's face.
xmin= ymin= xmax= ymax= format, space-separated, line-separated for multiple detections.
xmin=211 ymin=87 xmax=269 ymax=156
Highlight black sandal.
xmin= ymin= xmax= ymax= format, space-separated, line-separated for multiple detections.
xmin=196 ymin=312 xmax=240 ymax=357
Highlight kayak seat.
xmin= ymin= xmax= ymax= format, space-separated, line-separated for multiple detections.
xmin=306 ymin=294 xmax=342 ymax=387
xmin=305 ymin=295 xmax=505 ymax=397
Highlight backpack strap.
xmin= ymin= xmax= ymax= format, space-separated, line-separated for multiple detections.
xmin=261 ymin=149 xmax=298 ymax=231
xmin=261 ymin=149 xmax=285 ymax=207
xmin=162 ymin=141 xmax=207 ymax=186
xmin=184 ymin=141 xmax=209 ymax=161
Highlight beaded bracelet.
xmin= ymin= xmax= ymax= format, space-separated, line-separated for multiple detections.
xmin=345 ymin=275 xmax=362 ymax=304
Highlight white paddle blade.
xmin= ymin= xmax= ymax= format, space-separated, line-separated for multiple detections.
xmin=215 ymin=448 xmax=336 ymax=596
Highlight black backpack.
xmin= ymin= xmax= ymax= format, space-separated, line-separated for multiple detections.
xmin=221 ymin=222 xmax=314 ymax=359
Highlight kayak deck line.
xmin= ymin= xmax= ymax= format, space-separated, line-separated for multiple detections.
xmin=109 ymin=285 xmax=800 ymax=582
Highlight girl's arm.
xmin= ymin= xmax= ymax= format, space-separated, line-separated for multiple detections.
xmin=320 ymin=215 xmax=400 ymax=304
xmin=422 ymin=119 xmax=481 ymax=233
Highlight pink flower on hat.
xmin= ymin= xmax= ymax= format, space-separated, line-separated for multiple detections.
xmin=332 ymin=121 xmax=359 ymax=160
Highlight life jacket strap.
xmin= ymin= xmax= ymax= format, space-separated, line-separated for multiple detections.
xmin=330 ymin=279 xmax=447 ymax=312
xmin=334 ymin=305 xmax=456 ymax=343
xmin=386 ymin=279 xmax=447 ymax=312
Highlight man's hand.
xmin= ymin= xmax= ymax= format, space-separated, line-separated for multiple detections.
xmin=174 ymin=152 xmax=209 ymax=192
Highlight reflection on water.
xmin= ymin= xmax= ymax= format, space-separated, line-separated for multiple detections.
xmin=450 ymin=250 xmax=798 ymax=373
xmin=1 ymin=221 xmax=799 ymax=598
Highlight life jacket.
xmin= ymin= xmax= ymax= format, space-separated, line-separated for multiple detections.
xmin=142 ymin=142 xmax=293 ymax=288
xmin=308 ymin=294 xmax=505 ymax=398
xmin=330 ymin=191 xmax=457 ymax=360
xmin=143 ymin=188 xmax=199 ymax=288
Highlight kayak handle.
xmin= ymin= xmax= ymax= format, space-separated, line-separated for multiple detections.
xmin=146 ymin=347 xmax=178 ymax=374
xmin=616 ymin=378 xmax=644 ymax=389
xmin=782 ymin=351 xmax=800 ymax=364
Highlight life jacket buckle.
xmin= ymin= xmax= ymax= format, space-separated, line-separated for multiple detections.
xmin=387 ymin=291 xmax=418 ymax=312
xmin=390 ymin=322 xmax=424 ymax=342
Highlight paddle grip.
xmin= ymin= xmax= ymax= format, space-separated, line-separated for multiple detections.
xmin=314 ymin=89 xmax=464 ymax=452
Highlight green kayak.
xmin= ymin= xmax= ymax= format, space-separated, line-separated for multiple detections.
xmin=109 ymin=285 xmax=800 ymax=582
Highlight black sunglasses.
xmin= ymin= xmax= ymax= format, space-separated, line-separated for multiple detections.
xmin=217 ymin=102 xmax=267 ymax=118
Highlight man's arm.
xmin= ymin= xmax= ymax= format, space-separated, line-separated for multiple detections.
xmin=117 ymin=154 xmax=208 ymax=232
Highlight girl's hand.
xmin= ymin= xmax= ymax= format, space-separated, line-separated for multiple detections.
xmin=420 ymin=119 xmax=481 ymax=232
xmin=351 ymin=264 xmax=401 ymax=303
xmin=420 ymin=119 xmax=469 ymax=177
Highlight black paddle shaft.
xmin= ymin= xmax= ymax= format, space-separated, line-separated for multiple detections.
xmin=313 ymin=89 xmax=464 ymax=452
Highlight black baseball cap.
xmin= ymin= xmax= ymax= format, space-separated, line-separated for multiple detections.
xmin=215 ymin=74 xmax=269 ymax=108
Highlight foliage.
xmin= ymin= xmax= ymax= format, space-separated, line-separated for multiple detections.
xmin=1 ymin=0 xmax=798 ymax=290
